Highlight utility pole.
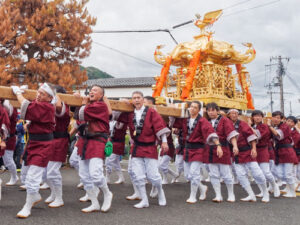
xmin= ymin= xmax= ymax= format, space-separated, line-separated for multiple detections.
xmin=270 ymin=56 xmax=290 ymax=115
xmin=266 ymin=83 xmax=274 ymax=113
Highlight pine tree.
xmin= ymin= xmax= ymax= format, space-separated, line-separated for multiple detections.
xmin=0 ymin=0 xmax=96 ymax=89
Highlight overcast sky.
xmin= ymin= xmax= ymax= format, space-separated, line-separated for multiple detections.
xmin=82 ymin=0 xmax=300 ymax=115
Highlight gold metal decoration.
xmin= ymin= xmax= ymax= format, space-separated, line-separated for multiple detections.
xmin=152 ymin=10 xmax=256 ymax=110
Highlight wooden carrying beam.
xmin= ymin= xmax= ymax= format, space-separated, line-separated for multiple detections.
xmin=0 ymin=86 xmax=187 ymax=118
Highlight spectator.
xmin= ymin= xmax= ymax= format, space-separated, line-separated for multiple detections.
xmin=14 ymin=116 xmax=26 ymax=170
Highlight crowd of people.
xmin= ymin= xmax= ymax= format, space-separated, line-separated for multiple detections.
xmin=0 ymin=83 xmax=299 ymax=219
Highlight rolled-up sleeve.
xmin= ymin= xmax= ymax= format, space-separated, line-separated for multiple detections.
xmin=275 ymin=129 xmax=284 ymax=141
xmin=20 ymin=100 xmax=30 ymax=120
xmin=206 ymin=133 xmax=219 ymax=145
xmin=78 ymin=105 xmax=86 ymax=121
xmin=156 ymin=127 xmax=171 ymax=140
xmin=55 ymin=102 xmax=66 ymax=117
xmin=226 ymin=130 xmax=239 ymax=143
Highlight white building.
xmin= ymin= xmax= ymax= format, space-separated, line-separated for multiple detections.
xmin=82 ymin=77 xmax=176 ymax=98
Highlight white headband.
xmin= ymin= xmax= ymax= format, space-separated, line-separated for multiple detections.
xmin=227 ymin=109 xmax=239 ymax=114
xmin=40 ymin=83 xmax=55 ymax=98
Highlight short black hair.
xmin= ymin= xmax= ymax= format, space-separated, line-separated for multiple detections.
xmin=272 ymin=111 xmax=284 ymax=119
xmin=287 ymin=116 xmax=298 ymax=124
xmin=251 ymin=110 xmax=264 ymax=117
xmin=206 ymin=102 xmax=220 ymax=111
xmin=191 ymin=101 xmax=202 ymax=110
xmin=55 ymin=85 xmax=66 ymax=94
xmin=144 ymin=96 xmax=155 ymax=105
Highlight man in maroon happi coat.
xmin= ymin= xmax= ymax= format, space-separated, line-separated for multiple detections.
xmin=1 ymin=100 xmax=18 ymax=186
xmin=268 ymin=111 xmax=298 ymax=198
xmin=105 ymin=111 xmax=129 ymax=184
xmin=127 ymin=91 xmax=170 ymax=208
xmin=75 ymin=85 xmax=113 ymax=213
xmin=204 ymin=102 xmax=239 ymax=202
xmin=44 ymin=86 xmax=70 ymax=208
xmin=11 ymin=83 xmax=56 ymax=218
xmin=228 ymin=109 xmax=271 ymax=203
xmin=174 ymin=101 xmax=220 ymax=203
xmin=286 ymin=116 xmax=300 ymax=192
xmin=0 ymin=103 xmax=10 ymax=201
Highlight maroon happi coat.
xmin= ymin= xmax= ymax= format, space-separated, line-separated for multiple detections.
xmin=128 ymin=107 xmax=170 ymax=159
xmin=74 ymin=120 xmax=85 ymax=148
xmin=273 ymin=122 xmax=298 ymax=164
xmin=268 ymin=139 xmax=275 ymax=161
xmin=159 ymin=132 xmax=175 ymax=158
xmin=21 ymin=100 xmax=55 ymax=167
xmin=291 ymin=128 xmax=300 ymax=162
xmin=173 ymin=118 xmax=185 ymax=155
xmin=234 ymin=120 xmax=257 ymax=163
xmin=176 ymin=116 xmax=217 ymax=162
xmin=0 ymin=104 xmax=10 ymax=157
xmin=50 ymin=103 xmax=70 ymax=162
xmin=77 ymin=101 xmax=109 ymax=160
xmin=3 ymin=101 xmax=18 ymax=151
xmin=111 ymin=112 xmax=129 ymax=156
xmin=204 ymin=116 xmax=238 ymax=165
xmin=254 ymin=123 xmax=271 ymax=163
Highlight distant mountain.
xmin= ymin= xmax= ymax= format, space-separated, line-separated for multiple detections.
xmin=80 ymin=66 xmax=114 ymax=79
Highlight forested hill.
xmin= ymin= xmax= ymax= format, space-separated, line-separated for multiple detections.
xmin=80 ymin=66 xmax=114 ymax=79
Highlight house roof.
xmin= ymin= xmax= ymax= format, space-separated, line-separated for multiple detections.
xmin=84 ymin=77 xmax=176 ymax=88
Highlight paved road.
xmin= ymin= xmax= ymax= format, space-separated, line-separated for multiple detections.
xmin=0 ymin=163 xmax=299 ymax=225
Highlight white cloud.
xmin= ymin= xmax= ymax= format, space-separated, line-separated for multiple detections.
xmin=82 ymin=0 xmax=300 ymax=115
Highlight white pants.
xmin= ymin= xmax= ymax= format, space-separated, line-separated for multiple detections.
xmin=69 ymin=146 xmax=80 ymax=171
xmin=159 ymin=155 xmax=171 ymax=174
xmin=204 ymin=163 xmax=210 ymax=173
xmin=275 ymin=163 xmax=295 ymax=184
xmin=296 ymin=164 xmax=300 ymax=181
xmin=209 ymin=164 xmax=233 ymax=185
xmin=42 ymin=168 xmax=47 ymax=183
xmin=79 ymin=158 xmax=106 ymax=191
xmin=105 ymin=153 xmax=122 ymax=173
xmin=230 ymin=161 xmax=238 ymax=180
xmin=3 ymin=150 xmax=17 ymax=176
xmin=46 ymin=161 xmax=62 ymax=187
xmin=175 ymin=154 xmax=184 ymax=174
xmin=131 ymin=157 xmax=162 ymax=188
xmin=259 ymin=162 xmax=276 ymax=183
xmin=127 ymin=155 xmax=134 ymax=181
xmin=21 ymin=162 xmax=29 ymax=184
xmin=184 ymin=161 xmax=203 ymax=186
xmin=25 ymin=165 xmax=46 ymax=194
xmin=269 ymin=160 xmax=277 ymax=178
xmin=234 ymin=162 xmax=266 ymax=189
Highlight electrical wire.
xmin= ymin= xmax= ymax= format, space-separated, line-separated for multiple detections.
xmin=223 ymin=0 xmax=280 ymax=17
xmin=93 ymin=41 xmax=161 ymax=68
xmin=286 ymin=72 xmax=300 ymax=92
xmin=223 ymin=0 xmax=252 ymax=10
xmin=93 ymin=28 xmax=179 ymax=43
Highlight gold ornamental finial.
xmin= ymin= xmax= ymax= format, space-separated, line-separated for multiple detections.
xmin=194 ymin=9 xmax=223 ymax=32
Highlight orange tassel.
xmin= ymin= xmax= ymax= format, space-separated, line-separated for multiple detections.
xmin=181 ymin=50 xmax=202 ymax=100
xmin=235 ymin=64 xmax=254 ymax=109
xmin=152 ymin=56 xmax=172 ymax=97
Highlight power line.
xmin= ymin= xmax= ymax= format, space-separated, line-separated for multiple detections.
xmin=223 ymin=0 xmax=280 ymax=17
xmin=223 ymin=0 xmax=252 ymax=10
xmin=93 ymin=29 xmax=179 ymax=44
xmin=92 ymin=0 xmax=280 ymax=44
xmin=93 ymin=41 xmax=161 ymax=68
xmin=286 ymin=72 xmax=300 ymax=92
